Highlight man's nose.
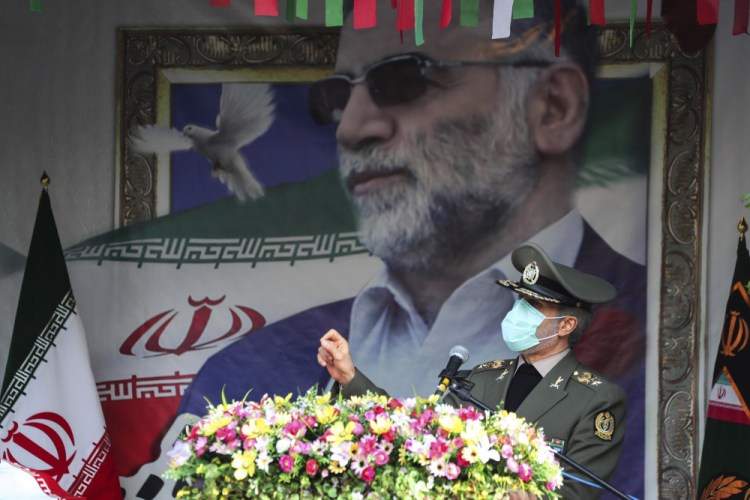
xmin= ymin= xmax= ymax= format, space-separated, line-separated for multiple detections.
xmin=335 ymin=84 xmax=396 ymax=150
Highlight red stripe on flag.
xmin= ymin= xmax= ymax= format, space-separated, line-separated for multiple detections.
xmin=441 ymin=0 xmax=453 ymax=27
xmin=210 ymin=0 xmax=231 ymax=6
xmin=646 ymin=0 xmax=653 ymax=37
xmin=697 ymin=0 xmax=719 ymax=24
xmin=354 ymin=0 xmax=377 ymax=28
xmin=255 ymin=0 xmax=279 ymax=16
xmin=708 ymin=403 xmax=750 ymax=425
xmin=589 ymin=0 xmax=605 ymax=25
xmin=735 ymin=0 xmax=750 ymax=34
xmin=397 ymin=0 xmax=416 ymax=29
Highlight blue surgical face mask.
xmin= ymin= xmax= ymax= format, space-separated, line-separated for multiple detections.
xmin=501 ymin=299 xmax=566 ymax=353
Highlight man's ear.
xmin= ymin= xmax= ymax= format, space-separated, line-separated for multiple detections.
xmin=527 ymin=63 xmax=589 ymax=155
xmin=557 ymin=316 xmax=579 ymax=338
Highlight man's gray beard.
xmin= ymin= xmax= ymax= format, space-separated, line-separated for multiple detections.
xmin=339 ymin=107 xmax=539 ymax=274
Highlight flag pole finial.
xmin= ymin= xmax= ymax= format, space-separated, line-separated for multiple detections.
xmin=40 ymin=172 xmax=50 ymax=189
xmin=739 ymin=216 xmax=747 ymax=241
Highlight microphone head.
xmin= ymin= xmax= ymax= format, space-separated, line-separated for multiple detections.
xmin=449 ymin=345 xmax=470 ymax=362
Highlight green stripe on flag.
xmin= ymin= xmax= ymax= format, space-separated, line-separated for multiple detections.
xmin=415 ymin=0 xmax=425 ymax=45
xmin=0 ymin=189 xmax=71 ymax=407
xmin=296 ymin=0 xmax=308 ymax=19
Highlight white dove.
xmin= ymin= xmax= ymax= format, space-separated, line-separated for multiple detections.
xmin=130 ymin=83 xmax=276 ymax=201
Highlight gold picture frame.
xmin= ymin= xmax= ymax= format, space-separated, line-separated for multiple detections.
xmin=115 ymin=24 xmax=711 ymax=498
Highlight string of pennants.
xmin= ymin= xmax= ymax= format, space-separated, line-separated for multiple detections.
xmin=27 ymin=0 xmax=748 ymax=49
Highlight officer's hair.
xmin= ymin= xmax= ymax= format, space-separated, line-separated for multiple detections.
xmin=556 ymin=305 xmax=592 ymax=346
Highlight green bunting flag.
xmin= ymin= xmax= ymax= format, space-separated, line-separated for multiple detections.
xmin=460 ymin=0 xmax=479 ymax=27
xmin=697 ymin=219 xmax=750 ymax=500
xmin=326 ymin=0 xmax=344 ymax=26
xmin=512 ymin=0 xmax=534 ymax=19
xmin=296 ymin=0 xmax=308 ymax=19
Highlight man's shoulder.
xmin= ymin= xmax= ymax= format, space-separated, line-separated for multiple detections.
xmin=470 ymin=358 xmax=516 ymax=375
xmin=567 ymin=360 xmax=625 ymax=399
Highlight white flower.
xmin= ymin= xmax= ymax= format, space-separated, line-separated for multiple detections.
xmin=256 ymin=452 xmax=272 ymax=472
xmin=167 ymin=441 xmax=192 ymax=468
xmin=476 ymin=436 xmax=500 ymax=464
xmin=276 ymin=437 xmax=292 ymax=454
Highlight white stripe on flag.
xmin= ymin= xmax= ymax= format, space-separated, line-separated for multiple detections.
xmin=492 ymin=0 xmax=515 ymax=39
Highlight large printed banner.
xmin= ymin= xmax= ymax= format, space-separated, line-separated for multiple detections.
xmin=0 ymin=24 xmax=654 ymax=497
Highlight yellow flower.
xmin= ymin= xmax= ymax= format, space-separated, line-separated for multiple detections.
xmin=231 ymin=450 xmax=257 ymax=480
xmin=327 ymin=420 xmax=356 ymax=445
xmin=438 ymin=414 xmax=464 ymax=434
xmin=369 ymin=415 xmax=392 ymax=435
xmin=201 ymin=415 xmax=232 ymax=436
xmin=426 ymin=394 xmax=441 ymax=405
xmin=329 ymin=461 xmax=346 ymax=474
xmin=274 ymin=393 xmax=293 ymax=406
xmin=241 ymin=418 xmax=270 ymax=439
xmin=316 ymin=393 xmax=332 ymax=405
xmin=315 ymin=405 xmax=338 ymax=425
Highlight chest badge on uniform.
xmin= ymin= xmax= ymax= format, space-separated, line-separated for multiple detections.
xmin=548 ymin=438 xmax=565 ymax=453
xmin=594 ymin=411 xmax=615 ymax=441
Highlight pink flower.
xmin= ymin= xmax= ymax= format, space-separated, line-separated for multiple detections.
xmin=458 ymin=406 xmax=482 ymax=421
xmin=519 ymin=462 xmax=533 ymax=482
xmin=546 ymin=478 xmax=559 ymax=490
xmin=446 ymin=462 xmax=461 ymax=480
xmin=373 ymin=449 xmax=389 ymax=466
xmin=456 ymin=451 xmax=471 ymax=468
xmin=279 ymin=454 xmax=295 ymax=473
xmin=381 ymin=428 xmax=396 ymax=442
xmin=306 ymin=458 xmax=318 ymax=476
xmin=352 ymin=422 xmax=365 ymax=436
xmin=283 ymin=419 xmax=306 ymax=438
xmin=501 ymin=443 xmax=514 ymax=459
xmin=428 ymin=438 xmax=449 ymax=459
xmin=506 ymin=457 xmax=519 ymax=473
xmin=359 ymin=435 xmax=378 ymax=455
xmin=360 ymin=465 xmax=376 ymax=483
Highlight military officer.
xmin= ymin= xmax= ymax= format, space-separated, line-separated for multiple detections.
xmin=318 ymin=242 xmax=627 ymax=499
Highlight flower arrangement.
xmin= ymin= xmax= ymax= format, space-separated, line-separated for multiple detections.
xmin=165 ymin=387 xmax=563 ymax=499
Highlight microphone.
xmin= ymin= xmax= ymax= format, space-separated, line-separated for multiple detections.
xmin=434 ymin=345 xmax=470 ymax=396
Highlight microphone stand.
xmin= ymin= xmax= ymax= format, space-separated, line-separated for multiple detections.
xmin=446 ymin=377 xmax=632 ymax=500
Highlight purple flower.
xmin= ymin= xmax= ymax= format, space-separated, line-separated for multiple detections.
xmin=506 ymin=457 xmax=519 ymax=473
xmin=279 ymin=454 xmax=295 ymax=473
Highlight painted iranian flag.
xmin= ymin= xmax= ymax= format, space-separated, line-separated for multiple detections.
xmin=0 ymin=185 xmax=121 ymax=499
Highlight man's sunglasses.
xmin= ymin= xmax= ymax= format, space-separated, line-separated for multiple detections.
xmin=307 ymin=53 xmax=551 ymax=126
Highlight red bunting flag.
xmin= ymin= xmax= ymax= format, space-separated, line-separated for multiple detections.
xmin=589 ymin=0 xmax=606 ymax=25
xmin=255 ymin=0 xmax=279 ymax=16
xmin=734 ymin=0 xmax=750 ymax=34
xmin=354 ymin=0 xmax=377 ymax=29
xmin=397 ymin=0 xmax=416 ymax=30
xmin=441 ymin=0 xmax=453 ymax=27
xmin=697 ymin=0 xmax=720 ymax=24
xmin=646 ymin=0 xmax=653 ymax=37
xmin=554 ymin=0 xmax=561 ymax=56
xmin=210 ymin=0 xmax=231 ymax=6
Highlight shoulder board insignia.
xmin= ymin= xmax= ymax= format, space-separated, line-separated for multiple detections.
xmin=594 ymin=411 xmax=615 ymax=441
xmin=576 ymin=371 xmax=602 ymax=386
xmin=476 ymin=359 xmax=507 ymax=370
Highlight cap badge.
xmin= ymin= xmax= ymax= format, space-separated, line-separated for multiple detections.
xmin=522 ymin=261 xmax=540 ymax=285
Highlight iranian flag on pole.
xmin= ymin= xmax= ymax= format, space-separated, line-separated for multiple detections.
xmin=0 ymin=181 xmax=121 ymax=499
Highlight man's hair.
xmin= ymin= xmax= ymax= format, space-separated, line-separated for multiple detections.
xmin=556 ymin=304 xmax=592 ymax=347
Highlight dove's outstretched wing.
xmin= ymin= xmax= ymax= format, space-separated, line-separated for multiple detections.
xmin=214 ymin=83 xmax=275 ymax=147
xmin=130 ymin=125 xmax=192 ymax=154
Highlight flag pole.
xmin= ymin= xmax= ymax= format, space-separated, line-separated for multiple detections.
xmin=40 ymin=171 xmax=50 ymax=189
xmin=740 ymin=216 xmax=747 ymax=241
